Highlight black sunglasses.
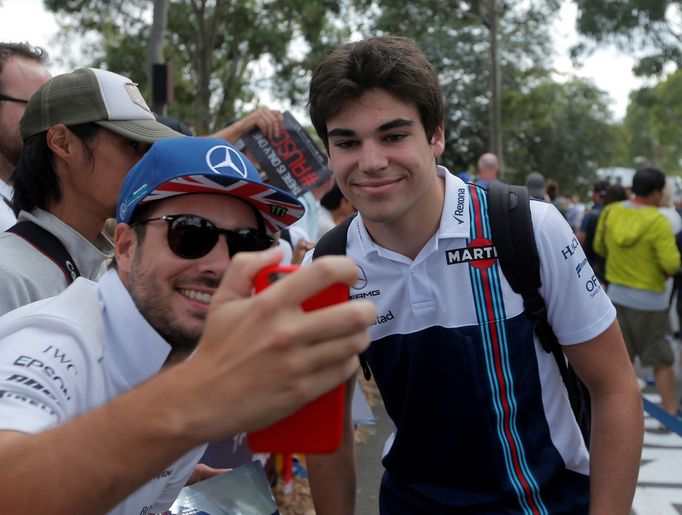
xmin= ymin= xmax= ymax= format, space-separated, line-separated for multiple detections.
xmin=0 ymin=94 xmax=29 ymax=104
xmin=133 ymin=214 xmax=274 ymax=259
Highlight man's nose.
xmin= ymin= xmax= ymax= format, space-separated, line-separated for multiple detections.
xmin=196 ymin=234 xmax=231 ymax=276
xmin=358 ymin=141 xmax=389 ymax=172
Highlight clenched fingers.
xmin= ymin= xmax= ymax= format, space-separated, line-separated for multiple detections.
xmin=210 ymin=247 xmax=283 ymax=305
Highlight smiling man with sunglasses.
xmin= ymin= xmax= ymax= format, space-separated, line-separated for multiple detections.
xmin=0 ymin=135 xmax=377 ymax=513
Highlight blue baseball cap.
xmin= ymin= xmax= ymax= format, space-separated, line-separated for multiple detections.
xmin=116 ymin=136 xmax=305 ymax=233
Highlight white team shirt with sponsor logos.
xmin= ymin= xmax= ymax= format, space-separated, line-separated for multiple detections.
xmin=305 ymin=167 xmax=616 ymax=478
xmin=0 ymin=270 xmax=205 ymax=514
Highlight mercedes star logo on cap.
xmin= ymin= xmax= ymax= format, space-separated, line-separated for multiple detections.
xmin=206 ymin=145 xmax=249 ymax=178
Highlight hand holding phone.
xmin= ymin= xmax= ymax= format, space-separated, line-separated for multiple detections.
xmin=247 ymin=265 xmax=349 ymax=454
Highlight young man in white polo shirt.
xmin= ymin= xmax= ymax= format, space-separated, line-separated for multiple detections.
xmin=0 ymin=136 xmax=376 ymax=513
xmin=0 ymin=67 xmax=182 ymax=316
xmin=305 ymin=36 xmax=643 ymax=515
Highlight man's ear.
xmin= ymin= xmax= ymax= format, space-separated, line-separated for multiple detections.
xmin=430 ymin=122 xmax=445 ymax=158
xmin=114 ymin=223 xmax=138 ymax=278
xmin=45 ymin=124 xmax=74 ymax=161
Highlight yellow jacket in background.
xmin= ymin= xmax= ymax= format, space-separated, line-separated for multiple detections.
xmin=594 ymin=201 xmax=681 ymax=292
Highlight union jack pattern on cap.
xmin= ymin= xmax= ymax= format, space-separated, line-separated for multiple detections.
xmin=116 ymin=136 xmax=305 ymax=233
xmin=145 ymin=175 xmax=305 ymax=233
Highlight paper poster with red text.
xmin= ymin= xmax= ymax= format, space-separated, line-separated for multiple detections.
xmin=240 ymin=111 xmax=331 ymax=197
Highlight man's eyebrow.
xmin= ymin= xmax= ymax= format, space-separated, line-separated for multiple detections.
xmin=377 ymin=118 xmax=414 ymax=132
xmin=327 ymin=118 xmax=415 ymax=139
xmin=328 ymin=127 xmax=357 ymax=138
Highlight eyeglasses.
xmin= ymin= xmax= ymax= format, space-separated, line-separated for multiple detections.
xmin=133 ymin=214 xmax=274 ymax=259
xmin=0 ymin=94 xmax=29 ymax=104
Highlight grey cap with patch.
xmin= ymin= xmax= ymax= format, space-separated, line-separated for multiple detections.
xmin=20 ymin=68 xmax=181 ymax=143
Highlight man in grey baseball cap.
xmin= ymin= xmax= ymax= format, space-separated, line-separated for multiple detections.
xmin=0 ymin=67 xmax=182 ymax=317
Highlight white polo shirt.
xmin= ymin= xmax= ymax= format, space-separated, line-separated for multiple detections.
xmin=306 ymin=167 xmax=616 ymax=512
xmin=0 ymin=270 xmax=205 ymax=514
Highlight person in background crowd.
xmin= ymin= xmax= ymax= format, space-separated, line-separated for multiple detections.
xmin=658 ymin=179 xmax=682 ymax=405
xmin=211 ymin=106 xmax=285 ymax=143
xmin=603 ymin=183 xmax=628 ymax=205
xmin=524 ymin=171 xmax=547 ymax=200
xmin=545 ymin=178 xmax=573 ymax=221
xmin=320 ymin=181 xmax=357 ymax=227
xmin=545 ymin=178 xmax=559 ymax=203
xmin=577 ymin=179 xmax=610 ymax=284
xmin=0 ymin=67 xmax=181 ymax=317
xmin=155 ymin=114 xmax=194 ymax=136
xmin=658 ymin=178 xmax=682 ymax=236
xmin=566 ymin=193 xmax=586 ymax=232
xmin=156 ymin=106 xmax=284 ymax=143
xmin=0 ymin=135 xmax=375 ymax=514
xmin=474 ymin=152 xmax=501 ymax=188
xmin=594 ymin=167 xmax=681 ymax=415
xmin=306 ymin=35 xmax=642 ymax=515
xmin=0 ymin=42 xmax=51 ymax=230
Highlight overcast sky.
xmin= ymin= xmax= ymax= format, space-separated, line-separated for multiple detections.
xmin=0 ymin=0 xmax=653 ymax=121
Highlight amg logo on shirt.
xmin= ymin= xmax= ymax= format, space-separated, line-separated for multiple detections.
xmin=445 ymin=238 xmax=498 ymax=270
xmin=350 ymin=290 xmax=381 ymax=300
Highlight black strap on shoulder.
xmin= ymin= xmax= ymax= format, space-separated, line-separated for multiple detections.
xmin=312 ymin=214 xmax=374 ymax=380
xmin=488 ymin=182 xmax=556 ymax=352
xmin=6 ymin=221 xmax=81 ymax=284
xmin=1 ymin=195 xmax=13 ymax=212
xmin=487 ymin=181 xmax=591 ymax=447
xmin=487 ymin=182 xmax=540 ymax=294
xmin=279 ymin=228 xmax=292 ymax=245
xmin=312 ymin=214 xmax=356 ymax=259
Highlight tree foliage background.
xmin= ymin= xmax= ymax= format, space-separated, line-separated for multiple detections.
xmin=44 ymin=0 xmax=348 ymax=133
xmin=42 ymin=0 xmax=682 ymax=195
xmin=574 ymin=0 xmax=682 ymax=78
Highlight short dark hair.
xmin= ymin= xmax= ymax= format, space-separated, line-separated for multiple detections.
xmin=593 ymin=180 xmax=609 ymax=198
xmin=0 ymin=42 xmax=48 ymax=91
xmin=631 ymin=167 xmax=665 ymax=198
xmin=11 ymin=123 xmax=100 ymax=214
xmin=155 ymin=114 xmax=193 ymax=136
xmin=320 ymin=182 xmax=345 ymax=211
xmin=308 ymin=36 xmax=444 ymax=148
xmin=545 ymin=179 xmax=559 ymax=202
xmin=604 ymin=184 xmax=627 ymax=205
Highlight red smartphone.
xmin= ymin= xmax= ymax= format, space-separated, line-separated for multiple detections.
xmin=247 ymin=265 xmax=350 ymax=454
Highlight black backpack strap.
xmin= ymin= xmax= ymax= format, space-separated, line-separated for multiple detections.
xmin=279 ymin=228 xmax=292 ymax=245
xmin=1 ymin=195 xmax=13 ymax=212
xmin=6 ymin=221 xmax=81 ymax=284
xmin=312 ymin=214 xmax=373 ymax=380
xmin=487 ymin=182 xmax=591 ymax=446
xmin=487 ymin=182 xmax=555 ymax=352
xmin=312 ymin=214 xmax=356 ymax=259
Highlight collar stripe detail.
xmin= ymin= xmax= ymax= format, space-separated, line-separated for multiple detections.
xmin=467 ymin=184 xmax=548 ymax=515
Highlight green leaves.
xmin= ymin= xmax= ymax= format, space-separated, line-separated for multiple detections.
xmin=574 ymin=0 xmax=682 ymax=78
xmin=625 ymin=69 xmax=682 ymax=172
xmin=45 ymin=0 xmax=344 ymax=134
xmin=503 ymin=78 xmax=620 ymax=192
